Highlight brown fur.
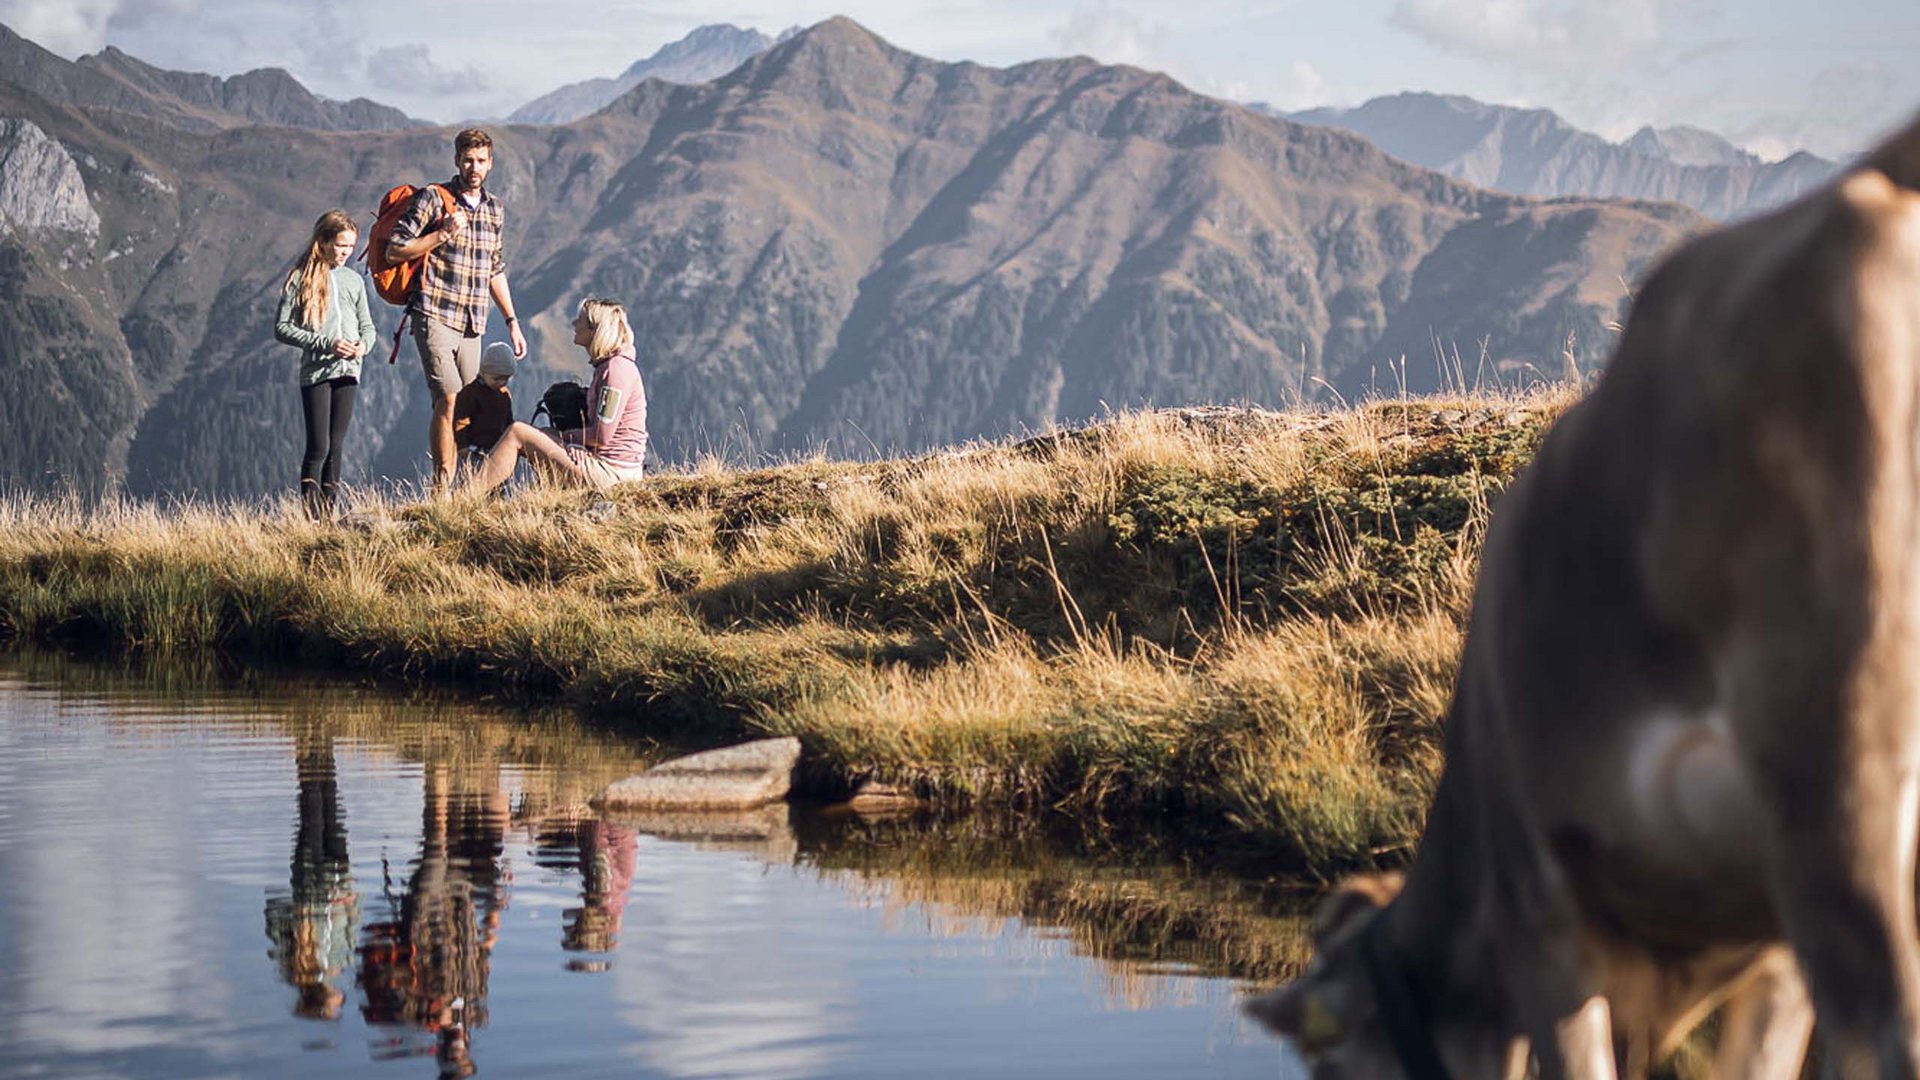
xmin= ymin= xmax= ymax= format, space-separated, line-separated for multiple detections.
xmin=1248 ymin=109 xmax=1920 ymax=1079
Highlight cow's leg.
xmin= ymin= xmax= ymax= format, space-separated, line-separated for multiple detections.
xmin=1750 ymin=709 xmax=1920 ymax=1079
xmin=1712 ymin=946 xmax=1815 ymax=1080
xmin=1536 ymin=995 xmax=1616 ymax=1080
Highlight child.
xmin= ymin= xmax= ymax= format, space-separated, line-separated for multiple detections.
xmin=453 ymin=342 xmax=516 ymax=456
xmin=276 ymin=209 xmax=375 ymax=521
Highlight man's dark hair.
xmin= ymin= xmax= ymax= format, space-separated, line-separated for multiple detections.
xmin=454 ymin=128 xmax=493 ymax=157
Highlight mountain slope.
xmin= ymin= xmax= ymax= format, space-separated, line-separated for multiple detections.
xmin=0 ymin=23 xmax=419 ymax=132
xmin=0 ymin=18 xmax=1700 ymax=497
xmin=508 ymin=24 xmax=786 ymax=124
xmin=1284 ymin=92 xmax=1834 ymax=220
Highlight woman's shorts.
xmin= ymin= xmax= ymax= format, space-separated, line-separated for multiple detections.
xmin=567 ymin=447 xmax=645 ymax=491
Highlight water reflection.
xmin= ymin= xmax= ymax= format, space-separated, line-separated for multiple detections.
xmin=531 ymin=815 xmax=637 ymax=965
xmin=263 ymin=726 xmax=359 ymax=1020
xmin=798 ymin=812 xmax=1317 ymax=997
xmin=358 ymin=761 xmax=510 ymax=1078
xmin=0 ymin=653 xmax=1296 ymax=1079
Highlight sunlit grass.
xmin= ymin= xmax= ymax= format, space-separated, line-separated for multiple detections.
xmin=0 ymin=391 xmax=1573 ymax=875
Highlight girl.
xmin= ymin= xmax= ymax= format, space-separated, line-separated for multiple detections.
xmin=275 ymin=210 xmax=377 ymax=520
xmin=464 ymin=297 xmax=647 ymax=496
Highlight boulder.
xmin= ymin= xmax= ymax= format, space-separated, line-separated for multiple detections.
xmin=593 ymin=736 xmax=800 ymax=810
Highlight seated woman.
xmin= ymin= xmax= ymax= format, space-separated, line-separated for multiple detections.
xmin=463 ymin=298 xmax=647 ymax=495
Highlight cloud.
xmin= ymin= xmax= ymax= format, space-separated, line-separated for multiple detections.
xmin=1723 ymin=61 xmax=1900 ymax=161
xmin=1206 ymin=60 xmax=1332 ymax=112
xmin=0 ymin=0 xmax=120 ymax=56
xmin=364 ymin=43 xmax=491 ymax=98
xmin=1264 ymin=60 xmax=1330 ymax=111
xmin=1389 ymin=0 xmax=1662 ymax=72
xmin=0 ymin=0 xmax=517 ymax=118
xmin=1049 ymin=2 xmax=1159 ymax=69
xmin=1737 ymin=134 xmax=1794 ymax=164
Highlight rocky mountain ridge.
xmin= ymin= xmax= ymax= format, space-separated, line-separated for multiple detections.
xmin=0 ymin=22 xmax=418 ymax=132
xmin=1282 ymin=92 xmax=1835 ymax=220
xmin=1621 ymin=123 xmax=1757 ymax=168
xmin=509 ymin=24 xmax=792 ymax=124
xmin=0 ymin=18 xmax=1700 ymax=498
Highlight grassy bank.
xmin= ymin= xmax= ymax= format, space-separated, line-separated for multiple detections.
xmin=0 ymin=391 xmax=1572 ymax=877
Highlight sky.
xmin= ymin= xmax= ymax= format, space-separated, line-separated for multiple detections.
xmin=0 ymin=0 xmax=1914 ymax=161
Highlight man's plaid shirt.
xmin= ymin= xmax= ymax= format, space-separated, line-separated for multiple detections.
xmin=392 ymin=179 xmax=505 ymax=335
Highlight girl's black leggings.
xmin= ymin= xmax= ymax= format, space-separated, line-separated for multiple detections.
xmin=299 ymin=376 xmax=358 ymax=518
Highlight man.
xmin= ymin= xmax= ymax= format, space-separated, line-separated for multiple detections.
xmin=387 ymin=128 xmax=528 ymax=495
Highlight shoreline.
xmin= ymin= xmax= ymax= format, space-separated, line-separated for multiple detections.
xmin=0 ymin=394 xmax=1568 ymax=877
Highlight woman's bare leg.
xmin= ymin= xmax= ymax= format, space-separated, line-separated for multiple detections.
xmin=466 ymin=422 xmax=585 ymax=493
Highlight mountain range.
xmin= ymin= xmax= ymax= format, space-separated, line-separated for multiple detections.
xmin=509 ymin=24 xmax=795 ymax=124
xmin=0 ymin=18 xmax=1701 ymax=499
xmin=503 ymin=25 xmax=1833 ymax=223
xmin=1282 ymin=93 xmax=1836 ymax=221
xmin=0 ymin=23 xmax=418 ymax=133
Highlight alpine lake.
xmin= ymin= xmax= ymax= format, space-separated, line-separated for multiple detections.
xmin=0 ymin=651 xmax=1308 ymax=1079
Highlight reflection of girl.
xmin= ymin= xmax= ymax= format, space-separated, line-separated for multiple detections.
xmin=274 ymin=210 xmax=377 ymax=521
xmin=463 ymin=298 xmax=647 ymax=495
xmin=263 ymin=730 xmax=358 ymax=1019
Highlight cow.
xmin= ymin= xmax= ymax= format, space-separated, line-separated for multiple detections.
xmin=1246 ymin=110 xmax=1920 ymax=1080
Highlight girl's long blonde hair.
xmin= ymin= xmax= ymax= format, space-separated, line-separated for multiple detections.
xmin=578 ymin=297 xmax=635 ymax=361
xmin=287 ymin=210 xmax=356 ymax=329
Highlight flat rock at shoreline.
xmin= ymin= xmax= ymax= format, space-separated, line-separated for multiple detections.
xmin=593 ymin=736 xmax=800 ymax=811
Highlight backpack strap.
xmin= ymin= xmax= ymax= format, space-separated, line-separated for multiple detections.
xmin=433 ymin=182 xmax=460 ymax=223
xmin=386 ymin=309 xmax=411 ymax=365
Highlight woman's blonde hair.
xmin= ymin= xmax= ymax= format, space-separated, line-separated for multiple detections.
xmin=577 ymin=297 xmax=635 ymax=361
xmin=287 ymin=210 xmax=356 ymax=329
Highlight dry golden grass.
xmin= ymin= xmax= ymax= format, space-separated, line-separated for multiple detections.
xmin=0 ymin=392 xmax=1573 ymax=875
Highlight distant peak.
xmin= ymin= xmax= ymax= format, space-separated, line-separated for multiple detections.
xmin=618 ymin=22 xmax=776 ymax=78
xmin=684 ymin=22 xmax=751 ymax=40
xmin=746 ymin=15 xmax=901 ymax=74
xmin=795 ymin=15 xmax=886 ymax=46
xmin=233 ymin=66 xmax=299 ymax=84
xmin=1623 ymin=121 xmax=1757 ymax=167
xmin=1370 ymin=91 xmax=1488 ymax=113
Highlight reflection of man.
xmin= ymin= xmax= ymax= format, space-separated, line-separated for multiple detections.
xmin=263 ymin=728 xmax=358 ymax=1019
xmin=358 ymin=761 xmax=509 ymax=1076
xmin=534 ymin=817 xmax=637 ymax=966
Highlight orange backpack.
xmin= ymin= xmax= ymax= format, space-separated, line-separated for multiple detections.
xmin=363 ymin=182 xmax=458 ymax=362
xmin=364 ymin=182 xmax=456 ymax=306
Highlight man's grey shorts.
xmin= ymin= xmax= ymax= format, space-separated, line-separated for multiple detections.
xmin=413 ymin=314 xmax=481 ymax=399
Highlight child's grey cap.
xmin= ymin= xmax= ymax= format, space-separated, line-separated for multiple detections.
xmin=480 ymin=342 xmax=516 ymax=378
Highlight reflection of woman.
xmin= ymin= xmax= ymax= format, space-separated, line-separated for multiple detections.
xmin=274 ymin=210 xmax=377 ymax=521
xmin=357 ymin=762 xmax=508 ymax=1077
xmin=263 ymin=728 xmax=358 ymax=1019
xmin=535 ymin=817 xmax=637 ymax=965
xmin=463 ymin=298 xmax=647 ymax=495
